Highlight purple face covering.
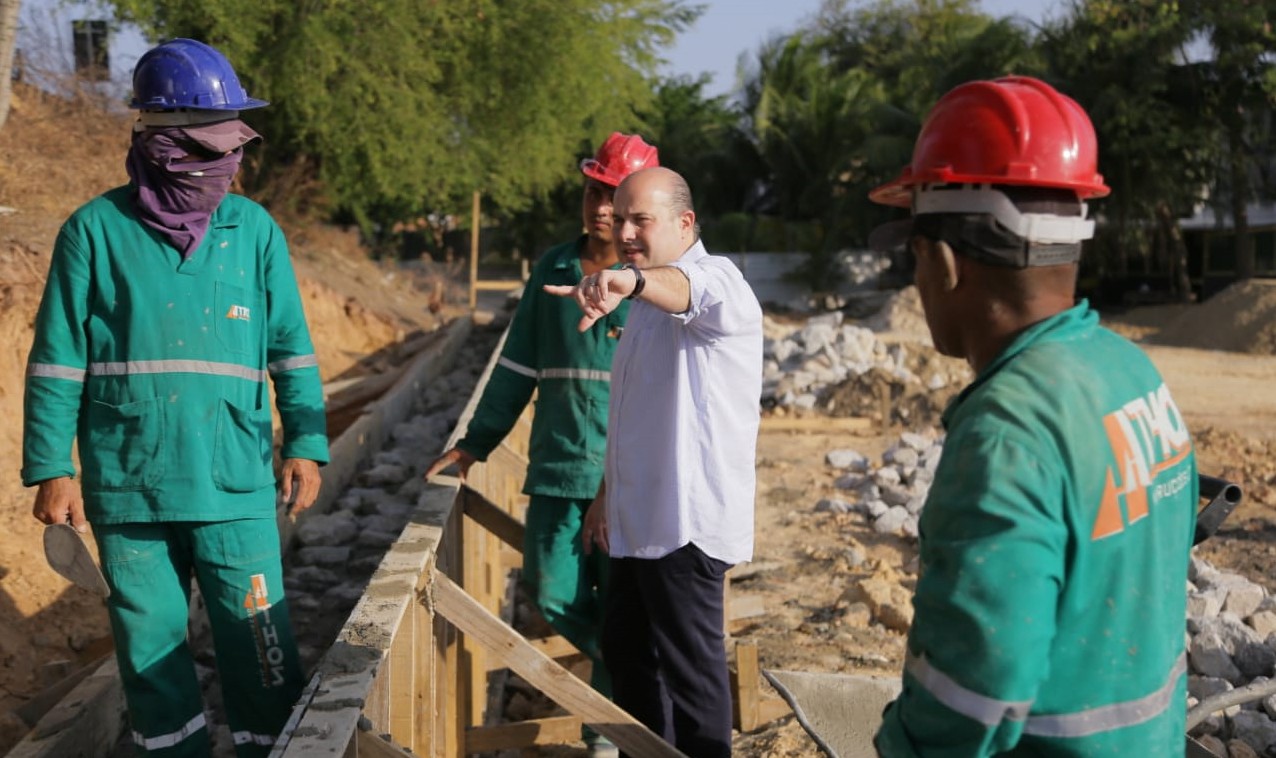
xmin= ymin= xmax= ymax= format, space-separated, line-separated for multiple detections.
xmin=125 ymin=126 xmax=245 ymax=258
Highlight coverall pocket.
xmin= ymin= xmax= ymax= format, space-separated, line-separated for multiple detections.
xmin=215 ymin=281 xmax=256 ymax=356
xmin=82 ymin=398 xmax=164 ymax=491
xmin=212 ymin=400 xmax=275 ymax=492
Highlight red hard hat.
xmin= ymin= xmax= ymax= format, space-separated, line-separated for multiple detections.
xmin=580 ymin=132 xmax=660 ymax=187
xmin=870 ymin=76 xmax=1110 ymax=208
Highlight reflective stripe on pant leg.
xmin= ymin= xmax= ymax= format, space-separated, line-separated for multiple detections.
xmin=97 ymin=523 xmax=210 ymax=758
xmin=191 ymin=518 xmax=304 ymax=758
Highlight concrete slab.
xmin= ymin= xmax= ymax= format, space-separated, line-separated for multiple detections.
xmin=762 ymin=670 xmax=901 ymax=758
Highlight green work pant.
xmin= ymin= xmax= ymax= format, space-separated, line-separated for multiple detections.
xmin=522 ymin=495 xmax=611 ymax=699
xmin=97 ymin=519 xmax=304 ymax=757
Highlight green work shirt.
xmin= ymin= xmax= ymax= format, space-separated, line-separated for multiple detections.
xmin=458 ymin=237 xmax=628 ymax=499
xmin=877 ymin=302 xmax=1196 ymax=757
xmin=22 ymin=186 xmax=329 ymax=523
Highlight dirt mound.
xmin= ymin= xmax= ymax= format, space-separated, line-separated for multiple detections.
xmin=1151 ymin=280 xmax=1276 ymax=355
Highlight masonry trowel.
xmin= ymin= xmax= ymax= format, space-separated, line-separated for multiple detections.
xmin=43 ymin=524 xmax=110 ymax=598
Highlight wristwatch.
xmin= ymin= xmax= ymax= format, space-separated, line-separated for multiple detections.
xmin=623 ymin=263 xmax=646 ymax=300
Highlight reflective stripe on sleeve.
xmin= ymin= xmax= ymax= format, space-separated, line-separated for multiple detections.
xmin=268 ymin=354 xmax=319 ymax=374
xmin=133 ymin=712 xmax=207 ymax=750
xmin=1023 ymin=654 xmax=1187 ymax=738
xmin=497 ymin=356 xmax=537 ymax=378
xmin=539 ymin=367 xmax=610 ymax=382
xmin=90 ymin=360 xmax=267 ymax=382
xmin=905 ymin=650 xmax=1034 ymax=726
xmin=496 ymin=358 xmax=611 ymax=383
xmin=27 ymin=363 xmax=87 ymax=381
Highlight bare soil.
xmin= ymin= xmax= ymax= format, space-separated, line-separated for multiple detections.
xmin=3 ymin=83 xmax=1276 ymax=757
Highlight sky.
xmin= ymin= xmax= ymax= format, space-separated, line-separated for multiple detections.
xmin=661 ymin=0 xmax=1067 ymax=99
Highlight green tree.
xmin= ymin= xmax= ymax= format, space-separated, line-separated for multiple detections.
xmin=105 ymin=0 xmax=699 ymax=232
xmin=1039 ymin=0 xmax=1215 ymax=298
xmin=728 ymin=0 xmax=1037 ymax=286
xmin=1183 ymin=0 xmax=1276 ymax=279
xmin=638 ymin=75 xmax=761 ymax=219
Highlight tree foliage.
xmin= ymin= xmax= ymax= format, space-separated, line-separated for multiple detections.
xmin=1037 ymin=0 xmax=1213 ymax=294
xmin=105 ymin=0 xmax=699 ymax=231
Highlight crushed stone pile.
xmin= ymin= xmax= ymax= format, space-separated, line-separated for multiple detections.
xmin=1188 ymin=556 xmax=1276 ymax=754
xmin=763 ymin=289 xmax=970 ymax=427
xmin=815 ymin=428 xmax=1276 ymax=756
xmin=815 ymin=431 xmax=944 ymax=544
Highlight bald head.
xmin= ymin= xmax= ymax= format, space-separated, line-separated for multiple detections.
xmin=613 ymin=167 xmax=698 ymax=268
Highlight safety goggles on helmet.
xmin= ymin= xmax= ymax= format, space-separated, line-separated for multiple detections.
xmin=915 ymin=185 xmax=1094 ymax=244
xmin=871 ymin=184 xmax=1090 ymax=268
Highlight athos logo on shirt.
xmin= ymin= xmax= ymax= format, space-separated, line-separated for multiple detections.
xmin=1091 ymin=382 xmax=1192 ymax=541
xmin=243 ymin=573 xmax=288 ymax=687
xmin=225 ymin=304 xmax=251 ymax=321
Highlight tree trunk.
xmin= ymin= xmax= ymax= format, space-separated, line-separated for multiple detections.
xmin=1158 ymin=202 xmax=1193 ymax=302
xmin=0 ymin=0 xmax=20 ymax=129
xmin=1228 ymin=122 xmax=1255 ymax=279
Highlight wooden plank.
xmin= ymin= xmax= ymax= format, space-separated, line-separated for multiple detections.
xmin=413 ymin=569 xmax=435 ymax=757
xmin=387 ymin=604 xmax=416 ymax=750
xmin=462 ymin=487 xmax=526 ymax=551
xmin=430 ymin=573 xmax=687 ymax=758
xmin=735 ymin=641 xmax=763 ymax=731
xmin=6 ymin=657 xmax=126 ymax=758
xmin=728 ymin=594 xmax=767 ymax=622
xmin=485 ymin=635 xmax=579 ymax=671
xmin=759 ymin=416 xmax=874 ymax=433
xmin=756 ymin=697 xmax=792 ymax=727
xmin=465 ymin=715 xmax=583 ymax=752
xmin=500 ymin=549 xmax=523 ymax=570
xmin=357 ymin=729 xmax=415 ymax=757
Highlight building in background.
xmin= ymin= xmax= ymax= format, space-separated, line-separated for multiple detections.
xmin=16 ymin=0 xmax=148 ymax=107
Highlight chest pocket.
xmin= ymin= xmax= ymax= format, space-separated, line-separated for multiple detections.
xmin=215 ymin=282 xmax=257 ymax=356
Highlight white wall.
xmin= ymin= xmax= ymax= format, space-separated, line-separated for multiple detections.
xmin=16 ymin=0 xmax=148 ymax=107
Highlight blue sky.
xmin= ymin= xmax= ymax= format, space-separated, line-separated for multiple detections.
xmin=661 ymin=0 xmax=1067 ymax=98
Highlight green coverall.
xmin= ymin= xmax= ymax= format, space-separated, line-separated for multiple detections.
xmin=23 ymin=187 xmax=329 ymax=757
xmin=458 ymin=236 xmax=629 ymax=699
xmin=876 ymin=303 xmax=1197 ymax=756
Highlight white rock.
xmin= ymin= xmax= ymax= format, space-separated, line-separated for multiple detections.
xmin=873 ymin=506 xmax=910 ymax=535
xmin=1225 ymin=583 xmax=1268 ymax=619
xmin=873 ymin=467 xmax=902 ymax=488
xmin=826 ymin=449 xmax=871 ymax=470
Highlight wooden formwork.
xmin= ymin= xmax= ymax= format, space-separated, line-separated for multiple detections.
xmin=276 ymin=316 xmax=788 ymax=756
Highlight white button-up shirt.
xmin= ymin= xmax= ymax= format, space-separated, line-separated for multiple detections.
xmin=603 ymin=240 xmax=763 ymax=564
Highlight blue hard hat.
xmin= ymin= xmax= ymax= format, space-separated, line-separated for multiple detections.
xmin=129 ymin=38 xmax=267 ymax=111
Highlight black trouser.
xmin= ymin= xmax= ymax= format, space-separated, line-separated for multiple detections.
xmin=602 ymin=543 xmax=733 ymax=758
